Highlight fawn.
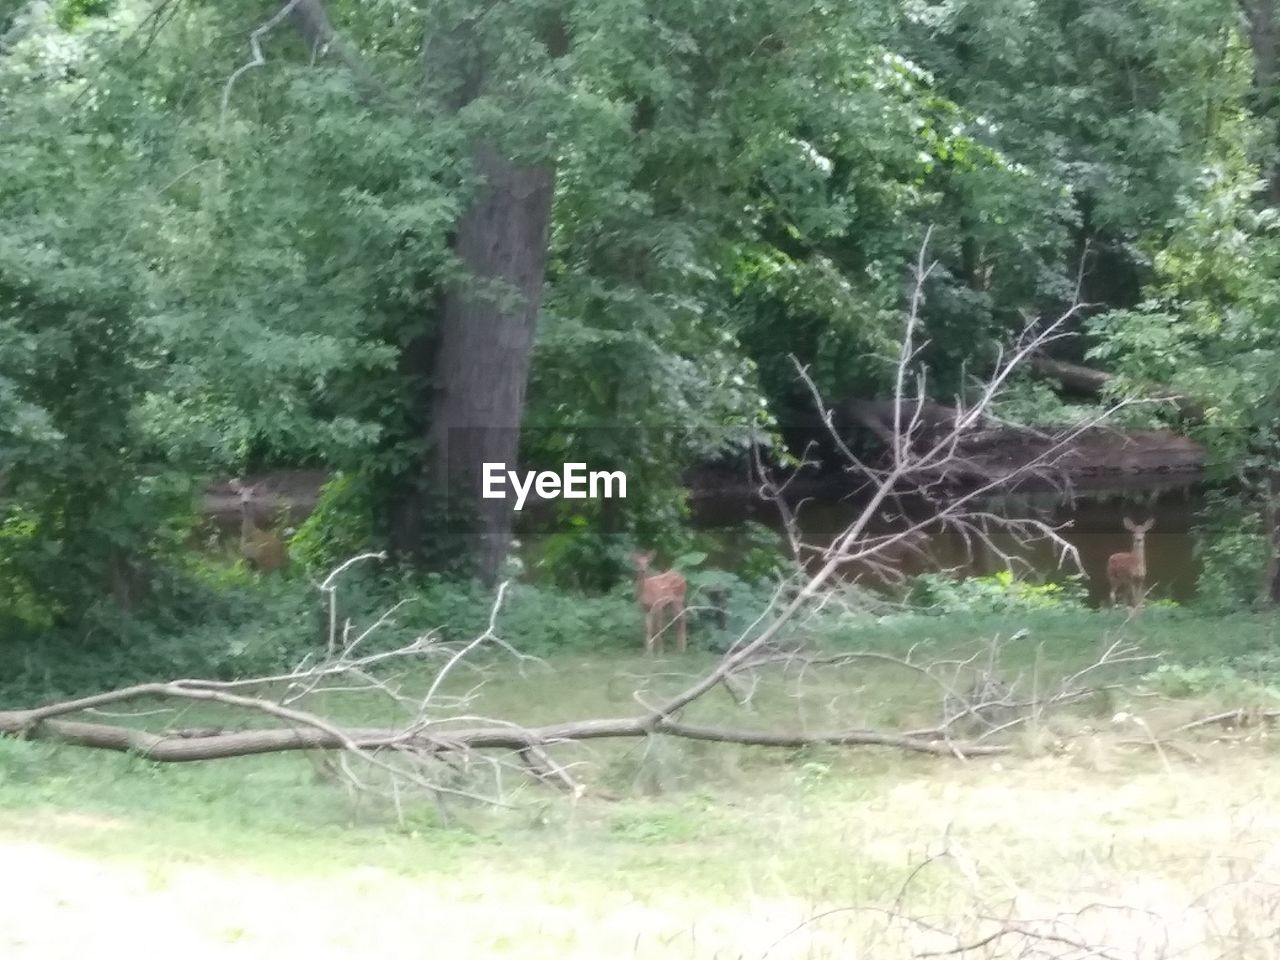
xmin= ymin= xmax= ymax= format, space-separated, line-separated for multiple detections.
xmin=230 ymin=479 xmax=289 ymax=573
xmin=632 ymin=551 xmax=687 ymax=655
xmin=1106 ymin=517 xmax=1154 ymax=607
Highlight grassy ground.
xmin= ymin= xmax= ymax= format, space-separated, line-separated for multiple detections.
xmin=4 ymin=606 xmax=1280 ymax=958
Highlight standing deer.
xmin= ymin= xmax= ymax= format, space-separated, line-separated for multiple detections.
xmin=230 ymin=479 xmax=289 ymax=573
xmin=1107 ymin=517 xmax=1154 ymax=607
xmin=632 ymin=551 xmax=687 ymax=655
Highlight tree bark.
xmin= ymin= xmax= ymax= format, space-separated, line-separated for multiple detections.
xmin=422 ymin=146 xmax=556 ymax=582
xmin=377 ymin=11 xmax=564 ymax=583
xmin=0 ymin=711 xmax=1007 ymax=761
xmin=286 ymin=0 xmax=388 ymax=99
xmin=1260 ymin=468 xmax=1280 ymax=605
xmin=278 ymin=1 xmax=559 ymax=581
xmin=1243 ymin=0 xmax=1278 ymax=110
xmin=1028 ymin=354 xmax=1205 ymax=420
xmin=1028 ymin=355 xmax=1113 ymax=396
xmin=1241 ymin=0 xmax=1280 ymax=198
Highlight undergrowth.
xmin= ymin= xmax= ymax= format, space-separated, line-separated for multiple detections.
xmin=8 ymin=549 xmax=1280 ymax=704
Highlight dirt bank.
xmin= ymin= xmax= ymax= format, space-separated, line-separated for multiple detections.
xmin=199 ymin=426 xmax=1205 ymax=524
xmin=837 ymin=398 xmax=1205 ymax=493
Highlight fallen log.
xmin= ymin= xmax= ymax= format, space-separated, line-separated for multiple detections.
xmin=836 ymin=396 xmax=1205 ymax=489
xmin=1028 ymin=355 xmax=1205 ymax=421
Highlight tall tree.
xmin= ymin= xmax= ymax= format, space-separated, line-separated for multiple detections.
xmin=392 ymin=5 xmax=567 ymax=581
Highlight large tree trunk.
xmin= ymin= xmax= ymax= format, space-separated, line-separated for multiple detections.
xmin=383 ymin=10 xmax=564 ymax=583
xmin=1244 ymin=0 xmax=1278 ymax=107
xmin=1239 ymin=4 xmax=1280 ymax=604
xmin=1027 ymin=354 xmax=1205 ymax=420
xmin=1242 ymin=0 xmax=1280 ymax=198
xmin=423 ymin=146 xmax=556 ymax=582
xmin=283 ymin=1 xmax=560 ymax=581
xmin=1259 ymin=469 xmax=1280 ymax=606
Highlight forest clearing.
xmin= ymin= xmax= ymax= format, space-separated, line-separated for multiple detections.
xmin=9 ymin=0 xmax=1280 ymax=955
xmin=6 ymin=610 xmax=1280 ymax=959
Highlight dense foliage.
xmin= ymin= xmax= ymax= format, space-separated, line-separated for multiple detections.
xmin=4 ymin=0 xmax=1280 ymax=652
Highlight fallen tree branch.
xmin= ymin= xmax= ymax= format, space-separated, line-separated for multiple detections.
xmin=1029 ymin=353 xmax=1205 ymax=420
xmin=1170 ymin=706 xmax=1280 ymax=733
xmin=0 ymin=704 xmax=1011 ymax=761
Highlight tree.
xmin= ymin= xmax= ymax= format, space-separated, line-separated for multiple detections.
xmin=912 ymin=0 xmax=1250 ymax=328
xmin=0 ymin=3 xmax=178 ymax=631
xmin=270 ymin=0 xmax=930 ymax=581
xmin=1083 ymin=0 xmax=1280 ymax=605
xmin=6 ymin=0 xmax=1273 ymax=628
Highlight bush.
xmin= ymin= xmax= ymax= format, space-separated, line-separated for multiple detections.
xmin=1142 ymin=663 xmax=1280 ymax=703
xmin=0 ymin=561 xmax=767 ymax=701
xmin=1191 ymin=493 xmax=1268 ymax=613
xmin=287 ymin=471 xmax=376 ymax=574
xmin=906 ymin=569 xmax=1088 ymax=614
xmin=0 ymin=571 xmax=323 ymax=702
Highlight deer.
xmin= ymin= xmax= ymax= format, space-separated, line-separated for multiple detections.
xmin=632 ymin=551 xmax=687 ymax=655
xmin=229 ymin=479 xmax=289 ymax=574
xmin=1106 ymin=517 xmax=1154 ymax=608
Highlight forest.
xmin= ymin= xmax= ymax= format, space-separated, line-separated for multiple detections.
xmin=5 ymin=0 xmax=1280 ymax=956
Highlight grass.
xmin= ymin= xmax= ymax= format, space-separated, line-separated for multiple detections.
xmin=5 ymin=605 xmax=1280 ymax=957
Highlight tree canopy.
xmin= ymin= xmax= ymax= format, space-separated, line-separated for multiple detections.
xmin=2 ymin=0 xmax=1278 ymax=633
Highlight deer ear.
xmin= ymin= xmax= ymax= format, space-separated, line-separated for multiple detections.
xmin=1141 ymin=519 xmax=1155 ymax=532
xmin=1122 ymin=517 xmax=1135 ymax=532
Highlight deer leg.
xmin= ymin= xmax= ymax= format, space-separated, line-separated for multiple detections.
xmin=676 ymin=605 xmax=687 ymax=653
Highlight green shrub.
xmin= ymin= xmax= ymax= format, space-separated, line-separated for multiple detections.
xmin=528 ymin=526 xmax=638 ymax=593
xmin=288 ymin=471 xmax=376 ymax=575
xmin=906 ymin=569 xmax=1088 ymax=614
xmin=1 ymin=560 xmax=760 ymax=701
xmin=1142 ymin=663 xmax=1280 ymax=702
xmin=1191 ymin=493 xmax=1267 ymax=612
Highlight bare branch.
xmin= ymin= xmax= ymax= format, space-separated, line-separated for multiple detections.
xmin=220 ymin=0 xmax=306 ymax=122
